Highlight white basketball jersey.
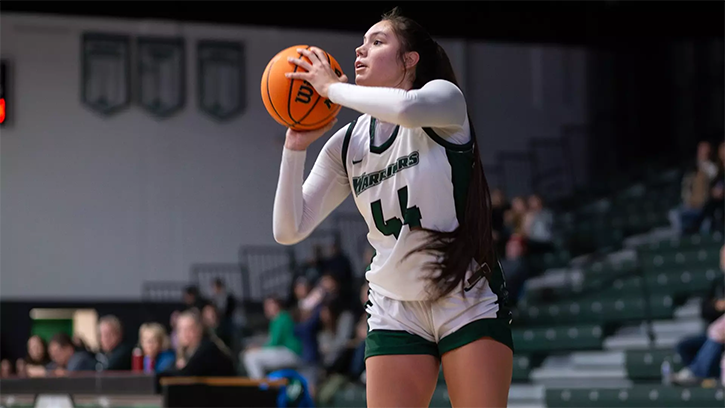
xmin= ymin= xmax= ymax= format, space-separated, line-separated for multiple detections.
xmin=341 ymin=114 xmax=498 ymax=302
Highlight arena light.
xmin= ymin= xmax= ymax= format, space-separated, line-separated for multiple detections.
xmin=0 ymin=60 xmax=6 ymax=126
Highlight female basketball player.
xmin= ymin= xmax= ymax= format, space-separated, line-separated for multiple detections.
xmin=273 ymin=7 xmax=513 ymax=408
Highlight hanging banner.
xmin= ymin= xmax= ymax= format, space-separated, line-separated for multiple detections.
xmin=197 ymin=40 xmax=246 ymax=121
xmin=137 ymin=37 xmax=186 ymax=118
xmin=81 ymin=33 xmax=131 ymax=116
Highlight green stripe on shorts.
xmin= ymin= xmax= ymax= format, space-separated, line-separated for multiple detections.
xmin=438 ymin=317 xmax=514 ymax=356
xmin=365 ymin=329 xmax=439 ymax=360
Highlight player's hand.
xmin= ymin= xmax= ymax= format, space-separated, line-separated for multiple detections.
xmin=285 ymin=47 xmax=348 ymax=98
xmin=284 ymin=119 xmax=338 ymax=151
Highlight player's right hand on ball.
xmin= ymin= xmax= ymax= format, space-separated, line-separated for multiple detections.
xmin=284 ymin=119 xmax=338 ymax=151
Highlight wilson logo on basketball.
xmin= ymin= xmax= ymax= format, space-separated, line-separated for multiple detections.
xmin=261 ymin=45 xmax=345 ymax=131
xmin=295 ymin=81 xmax=314 ymax=104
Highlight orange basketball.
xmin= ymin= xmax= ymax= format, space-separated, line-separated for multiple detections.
xmin=261 ymin=45 xmax=344 ymax=131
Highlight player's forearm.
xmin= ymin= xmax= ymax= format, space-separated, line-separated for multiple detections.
xmin=272 ymin=146 xmax=349 ymax=245
xmin=272 ymin=148 xmax=309 ymax=245
xmin=327 ymin=80 xmax=466 ymax=128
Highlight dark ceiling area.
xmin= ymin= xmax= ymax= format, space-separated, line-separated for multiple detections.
xmin=1 ymin=1 xmax=723 ymax=46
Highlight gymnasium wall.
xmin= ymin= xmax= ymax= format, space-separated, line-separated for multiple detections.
xmin=0 ymin=13 xmax=589 ymax=299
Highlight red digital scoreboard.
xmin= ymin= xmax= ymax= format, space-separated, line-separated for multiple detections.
xmin=0 ymin=60 xmax=5 ymax=125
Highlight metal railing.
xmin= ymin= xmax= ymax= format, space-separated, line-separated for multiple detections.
xmin=190 ymin=262 xmax=247 ymax=303
xmin=238 ymin=245 xmax=295 ymax=302
xmin=141 ymin=281 xmax=188 ymax=303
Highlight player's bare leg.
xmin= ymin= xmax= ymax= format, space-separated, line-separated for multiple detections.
xmin=365 ymin=354 xmax=440 ymax=408
xmin=441 ymin=337 xmax=513 ymax=408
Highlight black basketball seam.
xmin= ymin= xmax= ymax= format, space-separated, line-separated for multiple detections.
xmin=287 ymin=47 xmax=339 ymax=128
xmin=296 ymin=51 xmax=341 ymax=126
xmin=294 ymin=92 xmax=323 ymax=125
xmin=296 ymin=104 xmax=341 ymax=128
xmin=310 ymin=51 xmax=342 ymax=126
xmin=287 ymin=46 xmax=312 ymax=125
xmin=265 ymin=57 xmax=294 ymax=127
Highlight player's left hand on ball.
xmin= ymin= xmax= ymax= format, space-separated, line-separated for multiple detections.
xmin=286 ymin=47 xmax=348 ymax=98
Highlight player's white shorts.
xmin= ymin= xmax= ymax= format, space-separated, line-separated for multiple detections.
xmin=364 ymin=270 xmax=514 ymax=359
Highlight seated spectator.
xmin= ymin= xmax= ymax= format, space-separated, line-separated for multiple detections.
xmin=293 ymin=300 xmax=324 ymax=392
xmin=202 ymin=303 xmax=233 ymax=349
xmin=139 ymin=322 xmax=176 ymax=373
xmin=316 ymin=284 xmax=370 ymax=405
xmin=523 ymin=194 xmax=555 ymax=253
xmin=503 ymin=196 xmax=528 ymax=241
xmin=1 ymin=359 xmax=13 ymax=377
xmin=691 ymin=140 xmax=725 ymax=235
xmin=292 ymin=276 xmax=312 ymax=316
xmin=499 ymin=235 xmax=529 ymax=306
xmin=672 ymin=244 xmax=725 ymax=385
xmin=95 ymin=315 xmax=132 ymax=371
xmin=673 ymin=312 xmax=725 ymax=385
xmin=17 ymin=335 xmax=51 ymax=377
xmin=183 ymin=285 xmax=209 ymax=311
xmin=295 ymin=245 xmax=326 ymax=285
xmin=293 ymin=272 xmax=345 ymax=346
xmin=72 ymin=335 xmax=91 ymax=353
xmin=162 ymin=309 xmax=235 ymax=376
xmin=318 ymin=297 xmax=355 ymax=371
xmin=491 ymin=188 xmax=510 ymax=255
xmin=670 ymin=141 xmax=717 ymax=235
xmin=211 ymin=278 xmax=237 ymax=322
xmin=299 ymin=273 xmax=341 ymax=314
xmin=48 ymin=332 xmax=97 ymax=374
xmin=325 ymin=242 xmax=355 ymax=308
xmin=242 ymin=296 xmax=303 ymax=379
xmin=169 ymin=310 xmax=180 ymax=350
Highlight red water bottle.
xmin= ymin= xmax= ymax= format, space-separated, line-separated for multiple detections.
xmin=132 ymin=347 xmax=143 ymax=372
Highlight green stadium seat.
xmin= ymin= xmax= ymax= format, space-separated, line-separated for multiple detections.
xmin=521 ymin=267 xmax=716 ymax=307
xmin=643 ymin=233 xmax=724 ymax=251
xmin=512 ymin=354 xmax=533 ymax=382
xmin=583 ymin=258 xmax=637 ymax=276
xmin=331 ymin=384 xmax=367 ymax=408
xmin=546 ymin=385 xmax=724 ymax=408
xmin=625 ymin=349 xmax=684 ymax=381
xmin=528 ymin=251 xmax=572 ymax=272
xmin=517 ymin=295 xmax=674 ymax=325
xmin=646 ymin=267 xmax=720 ymax=296
xmin=331 ymin=384 xmax=451 ymax=408
xmin=588 ymin=267 xmax=717 ymax=298
xmin=513 ymin=324 xmax=603 ymax=352
xmin=640 ymin=248 xmax=721 ymax=272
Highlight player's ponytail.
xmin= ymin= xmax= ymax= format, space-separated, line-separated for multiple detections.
xmin=383 ymin=7 xmax=496 ymax=301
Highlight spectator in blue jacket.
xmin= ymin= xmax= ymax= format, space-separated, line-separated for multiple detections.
xmin=139 ymin=322 xmax=176 ymax=373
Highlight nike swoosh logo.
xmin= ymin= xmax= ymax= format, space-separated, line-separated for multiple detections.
xmin=352 ymin=159 xmax=363 ymax=165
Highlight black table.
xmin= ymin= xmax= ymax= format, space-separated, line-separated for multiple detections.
xmin=0 ymin=374 xmax=286 ymax=408
xmin=0 ymin=372 xmax=157 ymax=395
xmin=160 ymin=377 xmax=287 ymax=408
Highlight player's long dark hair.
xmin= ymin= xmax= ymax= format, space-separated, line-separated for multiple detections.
xmin=383 ymin=7 xmax=496 ymax=301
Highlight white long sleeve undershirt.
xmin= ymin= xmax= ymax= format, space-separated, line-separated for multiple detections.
xmin=327 ymin=79 xmax=467 ymax=130
xmin=272 ymin=79 xmax=471 ymax=245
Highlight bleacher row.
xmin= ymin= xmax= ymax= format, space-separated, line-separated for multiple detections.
xmin=322 ymin=165 xmax=724 ymax=407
